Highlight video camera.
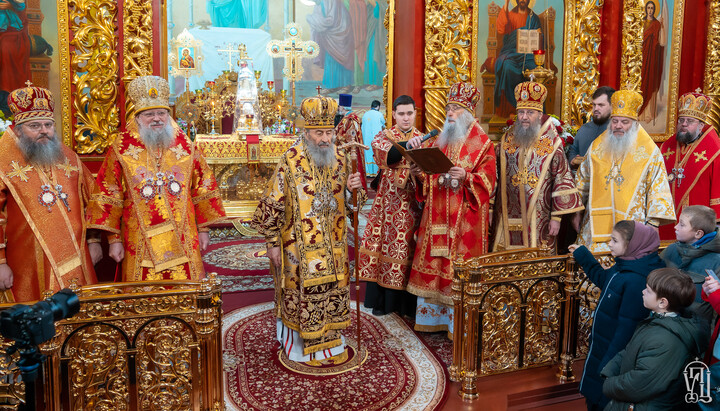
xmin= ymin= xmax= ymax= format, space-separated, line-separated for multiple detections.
xmin=0 ymin=289 xmax=80 ymax=382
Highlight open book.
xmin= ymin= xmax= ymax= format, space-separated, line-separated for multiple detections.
xmin=516 ymin=28 xmax=541 ymax=54
xmin=388 ymin=142 xmax=453 ymax=174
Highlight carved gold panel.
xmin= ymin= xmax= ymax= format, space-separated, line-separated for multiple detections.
xmin=704 ymin=0 xmax=720 ymax=132
xmin=123 ymin=0 xmax=155 ymax=125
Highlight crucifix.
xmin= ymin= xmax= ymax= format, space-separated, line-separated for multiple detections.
xmin=266 ymin=23 xmax=319 ymax=106
xmin=217 ymin=43 xmax=248 ymax=72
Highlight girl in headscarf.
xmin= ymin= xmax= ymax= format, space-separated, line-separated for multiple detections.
xmin=569 ymin=220 xmax=665 ymax=411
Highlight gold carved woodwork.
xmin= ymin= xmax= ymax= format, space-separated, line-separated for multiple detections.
xmin=0 ymin=278 xmax=224 ymax=410
xmin=423 ymin=0 xmax=474 ymax=133
xmin=620 ymin=0 xmax=644 ymax=91
xmin=452 ymin=248 xmax=604 ymax=401
xmin=704 ymin=0 xmax=720 ymax=133
xmin=562 ymin=0 xmax=604 ymax=125
xmin=123 ymin=0 xmax=155 ymax=126
xmin=61 ymin=0 xmax=121 ymax=154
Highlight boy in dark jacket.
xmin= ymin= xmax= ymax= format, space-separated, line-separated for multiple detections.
xmin=661 ymin=205 xmax=720 ymax=323
xmin=601 ymin=268 xmax=710 ymax=411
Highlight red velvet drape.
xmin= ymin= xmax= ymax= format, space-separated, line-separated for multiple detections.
xmin=393 ymin=0 xmax=425 ymax=128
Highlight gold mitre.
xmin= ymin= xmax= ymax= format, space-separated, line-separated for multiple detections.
xmin=678 ymin=88 xmax=712 ymax=123
xmin=300 ymin=95 xmax=338 ymax=129
xmin=127 ymin=75 xmax=170 ymax=114
xmin=611 ymin=89 xmax=643 ymax=120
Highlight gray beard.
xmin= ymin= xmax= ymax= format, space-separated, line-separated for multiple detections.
xmin=677 ymin=128 xmax=702 ymax=145
xmin=16 ymin=127 xmax=66 ymax=167
xmin=437 ymin=110 xmax=474 ymax=148
xmin=305 ymin=137 xmax=337 ymax=169
xmin=605 ymin=121 xmax=639 ymax=160
xmin=139 ymin=122 xmax=176 ymax=150
xmin=513 ymin=121 xmax=541 ymax=149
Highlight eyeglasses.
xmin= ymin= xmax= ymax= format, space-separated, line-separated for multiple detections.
xmin=139 ymin=110 xmax=169 ymax=119
xmin=25 ymin=121 xmax=55 ymax=131
xmin=677 ymin=118 xmax=698 ymax=125
xmin=446 ymin=104 xmax=464 ymax=113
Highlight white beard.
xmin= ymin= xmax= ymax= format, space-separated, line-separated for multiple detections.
xmin=138 ymin=122 xmax=176 ymax=150
xmin=604 ymin=121 xmax=639 ymax=160
xmin=305 ymin=136 xmax=337 ymax=168
xmin=437 ymin=110 xmax=474 ymax=149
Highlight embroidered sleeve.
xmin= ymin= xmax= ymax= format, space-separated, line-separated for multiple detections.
xmin=191 ymin=145 xmax=226 ymax=228
xmin=86 ymin=148 xmax=125 ymax=234
xmin=251 ymin=161 xmax=287 ymax=245
xmin=550 ymin=145 xmax=584 ymax=216
xmin=645 ymin=150 xmax=676 ymax=225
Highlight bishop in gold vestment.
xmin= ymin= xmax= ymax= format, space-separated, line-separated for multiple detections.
xmin=252 ymin=94 xmax=365 ymax=362
xmin=575 ymin=89 xmax=675 ymax=252
xmin=87 ymin=76 xmax=225 ymax=281
xmin=0 ymin=84 xmax=99 ymax=302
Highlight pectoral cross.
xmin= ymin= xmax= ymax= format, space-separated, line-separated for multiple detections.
xmin=672 ymin=167 xmax=686 ymax=185
xmin=267 ymin=23 xmax=319 ymax=106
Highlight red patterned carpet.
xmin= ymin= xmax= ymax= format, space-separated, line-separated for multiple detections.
xmin=223 ymin=302 xmax=448 ymax=410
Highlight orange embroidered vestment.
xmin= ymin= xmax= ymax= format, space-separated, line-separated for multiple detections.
xmin=406 ymin=122 xmax=497 ymax=304
xmin=87 ymin=126 xmax=225 ymax=281
xmin=0 ymin=127 xmax=98 ymax=302
xmin=358 ymin=126 xmax=423 ymax=289
xmin=659 ymin=125 xmax=720 ymax=240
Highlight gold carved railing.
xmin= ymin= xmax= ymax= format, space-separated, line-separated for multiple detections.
xmin=0 ymin=276 xmax=224 ymax=411
xmin=452 ymin=248 xmax=610 ymax=400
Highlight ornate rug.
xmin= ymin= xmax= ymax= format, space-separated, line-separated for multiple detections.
xmin=223 ymin=302 xmax=448 ymax=410
xmin=203 ymin=237 xmax=357 ymax=293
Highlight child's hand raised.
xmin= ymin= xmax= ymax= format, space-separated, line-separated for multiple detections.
xmin=568 ymin=244 xmax=579 ymax=253
xmin=702 ymin=276 xmax=720 ymax=295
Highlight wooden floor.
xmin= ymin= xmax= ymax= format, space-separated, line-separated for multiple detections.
xmin=440 ymin=361 xmax=586 ymax=410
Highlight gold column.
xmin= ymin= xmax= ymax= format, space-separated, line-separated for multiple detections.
xmin=383 ymin=1 xmax=395 ymax=125
xmin=704 ymin=1 xmax=720 ymax=132
xmin=460 ymin=279 xmax=483 ymax=400
xmin=423 ymin=0 xmax=474 ymax=132
xmin=620 ymin=0 xmax=644 ymax=90
xmin=556 ymin=257 xmax=580 ymax=383
xmin=450 ymin=274 xmax=464 ymax=383
xmin=123 ymin=0 xmax=155 ymax=125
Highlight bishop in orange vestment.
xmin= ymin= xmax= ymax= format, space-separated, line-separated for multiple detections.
xmin=406 ymin=83 xmax=496 ymax=332
xmin=87 ymin=76 xmax=225 ymax=282
xmin=0 ymin=84 xmax=99 ymax=302
xmin=659 ymin=90 xmax=720 ymax=240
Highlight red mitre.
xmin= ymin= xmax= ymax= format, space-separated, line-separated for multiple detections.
xmin=514 ymin=81 xmax=547 ymax=112
xmin=7 ymin=82 xmax=55 ymax=125
xmin=447 ymin=82 xmax=481 ymax=112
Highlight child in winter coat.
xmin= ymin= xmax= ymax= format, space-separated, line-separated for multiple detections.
xmin=601 ymin=267 xmax=710 ymax=410
xmin=569 ymin=220 xmax=665 ymax=410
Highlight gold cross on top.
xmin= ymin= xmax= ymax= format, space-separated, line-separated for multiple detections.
xmin=25 ymin=80 xmax=33 ymax=87
xmin=8 ymin=161 xmax=33 ymax=182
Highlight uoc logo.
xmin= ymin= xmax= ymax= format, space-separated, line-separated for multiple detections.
xmin=684 ymin=359 xmax=712 ymax=404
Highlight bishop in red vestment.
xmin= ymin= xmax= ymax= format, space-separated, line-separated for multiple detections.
xmin=87 ymin=76 xmax=225 ymax=282
xmin=660 ymin=90 xmax=720 ymax=240
xmin=0 ymin=84 xmax=100 ymax=302
xmin=406 ymin=83 xmax=496 ymax=332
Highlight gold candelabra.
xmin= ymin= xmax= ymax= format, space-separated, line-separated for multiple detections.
xmin=256 ymin=71 xmax=289 ymax=131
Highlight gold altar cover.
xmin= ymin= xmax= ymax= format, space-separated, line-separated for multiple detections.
xmin=87 ymin=123 xmax=225 ymax=281
xmin=252 ymin=139 xmax=365 ymax=355
xmin=0 ymin=127 xmax=97 ymax=302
